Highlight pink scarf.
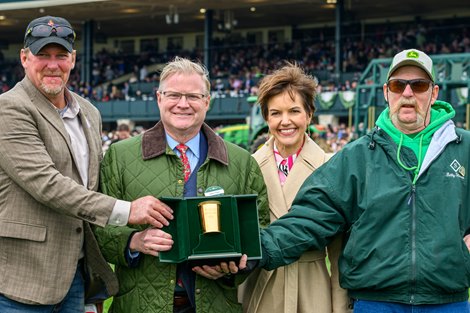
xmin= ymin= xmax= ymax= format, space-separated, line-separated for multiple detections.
xmin=273 ymin=142 xmax=303 ymax=185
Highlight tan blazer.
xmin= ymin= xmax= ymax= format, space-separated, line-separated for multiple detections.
xmin=0 ymin=77 xmax=118 ymax=305
xmin=241 ymin=135 xmax=350 ymax=313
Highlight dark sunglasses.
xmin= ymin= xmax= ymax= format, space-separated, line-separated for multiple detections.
xmin=387 ymin=79 xmax=432 ymax=93
xmin=26 ymin=24 xmax=76 ymax=43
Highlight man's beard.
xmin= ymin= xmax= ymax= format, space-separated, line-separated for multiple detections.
xmin=390 ymin=98 xmax=426 ymax=131
xmin=40 ymin=81 xmax=64 ymax=96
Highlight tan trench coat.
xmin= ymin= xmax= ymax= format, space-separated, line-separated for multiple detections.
xmin=240 ymin=135 xmax=350 ymax=313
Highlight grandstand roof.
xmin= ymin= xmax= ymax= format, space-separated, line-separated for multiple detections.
xmin=0 ymin=0 xmax=468 ymax=45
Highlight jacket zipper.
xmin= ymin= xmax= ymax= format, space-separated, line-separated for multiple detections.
xmin=408 ymin=184 xmax=416 ymax=304
xmin=405 ymin=131 xmax=457 ymax=304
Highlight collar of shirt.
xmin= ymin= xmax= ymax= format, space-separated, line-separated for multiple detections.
xmin=273 ymin=141 xmax=303 ymax=185
xmin=58 ymin=89 xmax=80 ymax=119
xmin=166 ymin=132 xmax=201 ymax=172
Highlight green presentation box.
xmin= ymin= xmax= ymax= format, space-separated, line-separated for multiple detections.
xmin=159 ymin=194 xmax=262 ymax=264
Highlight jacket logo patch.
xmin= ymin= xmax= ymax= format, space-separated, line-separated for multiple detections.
xmin=447 ymin=160 xmax=465 ymax=179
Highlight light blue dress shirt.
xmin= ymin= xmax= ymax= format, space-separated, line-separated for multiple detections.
xmin=165 ymin=132 xmax=201 ymax=173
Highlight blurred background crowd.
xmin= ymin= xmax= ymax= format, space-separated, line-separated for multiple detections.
xmin=1 ymin=15 xmax=468 ymax=153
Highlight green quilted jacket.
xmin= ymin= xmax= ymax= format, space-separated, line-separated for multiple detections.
xmin=94 ymin=122 xmax=268 ymax=313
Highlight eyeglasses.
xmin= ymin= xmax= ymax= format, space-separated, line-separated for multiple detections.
xmin=26 ymin=24 xmax=76 ymax=43
xmin=387 ymin=79 xmax=432 ymax=94
xmin=161 ymin=91 xmax=207 ymax=103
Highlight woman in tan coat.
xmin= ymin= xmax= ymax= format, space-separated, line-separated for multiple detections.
xmin=241 ymin=63 xmax=350 ymax=313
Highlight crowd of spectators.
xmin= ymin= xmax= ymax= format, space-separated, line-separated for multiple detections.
xmin=1 ymin=17 xmax=468 ymax=100
xmin=1 ymin=16 xmax=468 ymax=152
xmin=102 ymin=122 xmax=356 ymax=154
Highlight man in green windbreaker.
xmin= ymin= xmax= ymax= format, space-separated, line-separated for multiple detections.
xmin=257 ymin=49 xmax=470 ymax=312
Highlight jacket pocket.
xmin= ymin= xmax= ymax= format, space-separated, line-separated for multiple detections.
xmin=342 ymin=225 xmax=358 ymax=269
xmin=112 ymin=287 xmax=140 ymax=312
xmin=0 ymin=219 xmax=47 ymax=242
xmin=458 ymin=239 xmax=470 ymax=285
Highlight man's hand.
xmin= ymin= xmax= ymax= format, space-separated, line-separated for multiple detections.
xmin=192 ymin=254 xmax=247 ymax=280
xmin=129 ymin=228 xmax=173 ymax=257
xmin=128 ymin=196 xmax=173 ymax=228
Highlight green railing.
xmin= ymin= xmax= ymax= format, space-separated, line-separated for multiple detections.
xmin=92 ymin=90 xmax=359 ymax=123
xmin=92 ymin=53 xmax=470 ymax=128
xmin=94 ymin=96 xmax=252 ymax=122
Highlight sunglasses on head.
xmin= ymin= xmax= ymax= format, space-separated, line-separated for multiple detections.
xmin=387 ymin=79 xmax=432 ymax=93
xmin=26 ymin=24 xmax=76 ymax=43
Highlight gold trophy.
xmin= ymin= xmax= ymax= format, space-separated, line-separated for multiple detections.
xmin=198 ymin=200 xmax=221 ymax=233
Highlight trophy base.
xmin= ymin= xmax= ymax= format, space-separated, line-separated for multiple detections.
xmin=189 ymin=232 xmax=241 ymax=266
xmin=192 ymin=232 xmax=234 ymax=255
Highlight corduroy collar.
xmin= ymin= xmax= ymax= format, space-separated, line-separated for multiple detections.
xmin=141 ymin=121 xmax=229 ymax=165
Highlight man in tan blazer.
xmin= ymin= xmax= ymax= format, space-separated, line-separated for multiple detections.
xmin=0 ymin=16 xmax=173 ymax=312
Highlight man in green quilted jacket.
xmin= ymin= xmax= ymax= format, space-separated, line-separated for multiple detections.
xmin=94 ymin=57 xmax=268 ymax=313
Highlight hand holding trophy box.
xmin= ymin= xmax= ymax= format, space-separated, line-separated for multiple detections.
xmin=159 ymin=187 xmax=262 ymax=265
